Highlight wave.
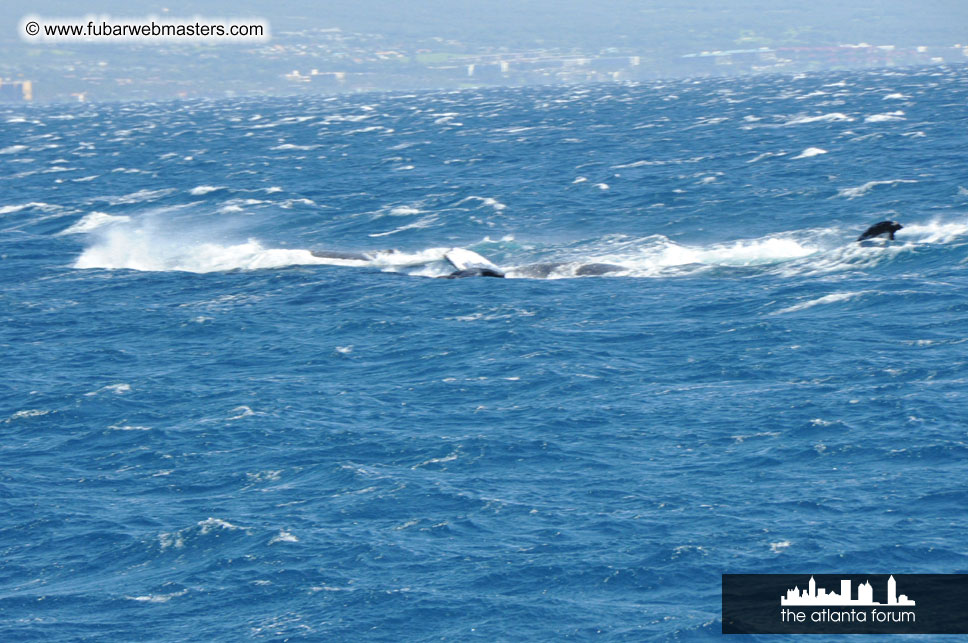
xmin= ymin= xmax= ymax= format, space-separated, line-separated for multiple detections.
xmin=773 ymin=291 xmax=868 ymax=314
xmin=71 ymin=215 xmax=968 ymax=279
xmin=368 ymin=214 xmax=439 ymax=238
xmin=270 ymin=143 xmax=319 ymax=151
xmin=899 ymin=220 xmax=968 ymax=244
xmin=865 ymin=111 xmax=905 ymax=123
xmin=837 ymin=179 xmax=917 ymax=199
xmin=75 ymin=230 xmax=334 ymax=273
xmin=0 ymin=202 xmax=57 ymax=215
xmin=505 ymin=234 xmax=825 ymax=279
xmin=189 ymin=185 xmax=225 ymax=195
xmin=58 ymin=212 xmax=131 ymax=235
xmin=748 ymin=151 xmax=786 ymax=163
xmin=72 ymin=217 xmax=455 ymax=273
xmin=785 ymin=113 xmax=854 ymax=125
xmin=508 ymin=220 xmax=968 ymax=279
xmin=95 ymin=188 xmax=176 ymax=206
xmin=791 ymin=147 xmax=827 ymax=159
xmin=457 ymin=196 xmax=507 ymax=212
xmin=771 ymin=221 xmax=968 ymax=277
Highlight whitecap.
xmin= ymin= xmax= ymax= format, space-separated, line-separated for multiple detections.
xmin=865 ymin=111 xmax=905 ymax=123
xmin=791 ymin=147 xmax=828 ymax=159
xmin=368 ymin=214 xmax=439 ymax=237
xmin=58 ymin=212 xmax=131 ymax=235
xmin=0 ymin=202 xmax=56 ymax=215
xmin=99 ymin=188 xmax=175 ymax=205
xmin=6 ymin=409 xmax=50 ymax=422
xmin=611 ymin=160 xmax=658 ymax=168
xmin=689 ymin=237 xmax=817 ymax=266
xmin=189 ymin=185 xmax=224 ymax=195
xmin=774 ymin=292 xmax=867 ymax=315
xmin=84 ymin=383 xmax=131 ymax=396
xmin=270 ymin=143 xmax=318 ymax=150
xmin=269 ymin=530 xmax=299 ymax=544
xmin=458 ymin=196 xmax=507 ymax=211
xmin=507 ymin=233 xmax=823 ymax=280
xmin=246 ymin=470 xmax=282 ymax=483
xmin=747 ymin=151 xmax=786 ymax=163
xmin=784 ymin=112 xmax=853 ymax=125
xmin=126 ymin=589 xmax=188 ymax=603
xmin=228 ymin=406 xmax=255 ymax=420
xmin=74 ymin=224 xmax=352 ymax=273
xmin=413 ymin=452 xmax=459 ymax=468
xmin=280 ymin=198 xmax=316 ymax=209
xmin=198 ymin=517 xmax=241 ymax=534
xmin=109 ymin=424 xmax=151 ymax=431
xmin=900 ymin=221 xmax=968 ymax=244
xmin=837 ymin=179 xmax=917 ymax=199
xmin=352 ymin=126 xmax=394 ymax=135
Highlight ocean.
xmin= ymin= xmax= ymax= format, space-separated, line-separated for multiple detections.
xmin=2 ymin=65 xmax=967 ymax=640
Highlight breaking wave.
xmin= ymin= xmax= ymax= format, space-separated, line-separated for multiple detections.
xmin=70 ymin=217 xmax=968 ymax=279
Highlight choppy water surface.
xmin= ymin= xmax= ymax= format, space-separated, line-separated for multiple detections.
xmin=2 ymin=65 xmax=968 ymax=641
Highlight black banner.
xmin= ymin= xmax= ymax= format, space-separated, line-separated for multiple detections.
xmin=723 ymin=574 xmax=968 ymax=634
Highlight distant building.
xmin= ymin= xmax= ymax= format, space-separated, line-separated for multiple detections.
xmin=309 ymin=72 xmax=346 ymax=90
xmin=0 ymin=80 xmax=33 ymax=102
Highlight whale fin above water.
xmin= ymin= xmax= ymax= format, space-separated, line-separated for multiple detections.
xmin=444 ymin=248 xmax=502 ymax=272
xmin=442 ymin=248 xmax=505 ymax=279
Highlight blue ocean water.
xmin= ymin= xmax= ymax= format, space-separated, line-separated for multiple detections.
xmin=2 ymin=65 xmax=968 ymax=641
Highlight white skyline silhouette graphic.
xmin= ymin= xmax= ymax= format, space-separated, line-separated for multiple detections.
xmin=781 ymin=576 xmax=915 ymax=607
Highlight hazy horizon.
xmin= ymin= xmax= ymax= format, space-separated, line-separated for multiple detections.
xmin=2 ymin=1 xmax=966 ymax=102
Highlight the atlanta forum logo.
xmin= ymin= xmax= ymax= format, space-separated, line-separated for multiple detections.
xmin=780 ymin=575 xmax=916 ymax=624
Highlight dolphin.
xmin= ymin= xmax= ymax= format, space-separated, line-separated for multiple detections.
xmin=858 ymin=221 xmax=903 ymax=242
